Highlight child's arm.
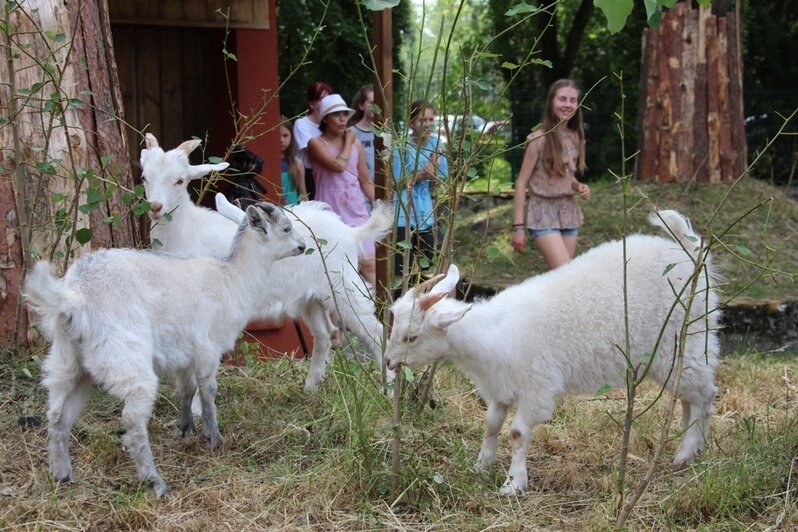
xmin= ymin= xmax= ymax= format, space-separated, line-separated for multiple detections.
xmin=294 ymin=158 xmax=307 ymax=199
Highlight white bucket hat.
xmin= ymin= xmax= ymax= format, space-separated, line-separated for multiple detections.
xmin=318 ymin=94 xmax=354 ymax=119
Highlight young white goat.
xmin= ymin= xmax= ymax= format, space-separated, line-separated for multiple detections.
xmin=140 ymin=134 xmax=394 ymax=392
xmin=385 ymin=210 xmax=720 ymax=495
xmin=24 ymin=202 xmax=306 ymax=496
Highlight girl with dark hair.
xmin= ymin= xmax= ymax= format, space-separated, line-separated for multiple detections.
xmin=293 ymin=81 xmax=333 ymax=199
xmin=511 ymin=79 xmax=591 ymax=269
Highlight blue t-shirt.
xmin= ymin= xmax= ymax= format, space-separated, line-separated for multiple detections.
xmin=281 ymin=157 xmax=299 ymax=206
xmin=392 ymin=136 xmax=448 ymax=230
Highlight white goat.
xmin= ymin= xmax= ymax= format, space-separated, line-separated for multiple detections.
xmin=24 ymin=202 xmax=307 ymax=496
xmin=385 ymin=210 xmax=720 ymax=495
xmin=140 ymin=134 xmax=394 ymax=392
xmin=140 ymin=134 xmax=230 ymax=257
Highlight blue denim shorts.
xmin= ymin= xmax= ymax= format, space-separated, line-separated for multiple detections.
xmin=528 ymin=227 xmax=579 ymax=240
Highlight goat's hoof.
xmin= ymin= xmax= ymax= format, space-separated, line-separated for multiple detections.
xmin=499 ymin=478 xmax=526 ymax=496
xmin=474 ymin=458 xmax=492 ymax=472
xmin=204 ymin=432 xmax=223 ymax=449
xmin=148 ymin=478 xmax=169 ymax=498
xmin=179 ymin=424 xmax=195 ymax=438
xmin=50 ymin=465 xmax=73 ymax=483
xmin=304 ymin=380 xmax=321 ymax=393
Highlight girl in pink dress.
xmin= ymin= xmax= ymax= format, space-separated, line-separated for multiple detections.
xmin=307 ymin=94 xmax=377 ymax=287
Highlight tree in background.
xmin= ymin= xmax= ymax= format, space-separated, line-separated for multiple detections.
xmin=276 ymin=0 xmax=411 ymax=119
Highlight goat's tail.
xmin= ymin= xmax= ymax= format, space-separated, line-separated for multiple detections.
xmin=648 ymin=209 xmax=706 ymax=257
xmin=354 ymin=200 xmax=394 ymax=244
xmin=24 ymin=261 xmax=70 ymax=341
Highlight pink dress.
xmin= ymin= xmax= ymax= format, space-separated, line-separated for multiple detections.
xmin=313 ymin=138 xmax=374 ymax=256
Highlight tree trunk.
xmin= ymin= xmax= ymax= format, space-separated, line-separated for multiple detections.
xmin=636 ymin=0 xmax=747 ymax=183
xmin=0 ymin=0 xmax=139 ymax=349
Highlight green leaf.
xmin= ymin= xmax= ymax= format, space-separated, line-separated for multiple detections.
xmin=85 ymin=188 xmax=101 ymax=204
xmin=466 ymin=167 xmax=478 ymax=179
xmin=403 ymin=366 xmax=415 ymax=383
xmin=51 ymin=192 xmax=65 ymax=203
xmin=100 ymin=154 xmax=112 ymax=168
xmin=121 ymin=190 xmax=134 ymax=205
xmin=304 ymin=248 xmax=316 ymax=255
xmin=662 ymin=263 xmax=676 ymax=276
xmin=363 ymin=0 xmax=401 ymax=10
xmin=317 ymin=238 xmax=328 ymax=246
xmin=595 ymin=384 xmax=612 ymax=396
xmin=45 ymin=31 xmax=67 ymax=43
xmin=397 ymin=239 xmax=412 ymax=250
xmin=222 ymin=48 xmax=237 ymax=61
xmin=487 ymin=246 xmax=501 ymax=259
xmin=75 ymin=228 xmax=92 ymax=245
xmin=22 ymin=367 xmax=32 ymax=379
xmin=505 ymin=2 xmax=537 ymax=16
xmin=594 ymin=0 xmax=634 ymax=34
xmin=696 ymin=0 xmax=711 ymax=6
xmin=208 ymin=156 xmax=224 ymax=164
xmin=530 ymin=58 xmax=553 ymax=69
xmin=501 ymin=61 xmax=519 ymax=70
xmin=736 ymin=243 xmax=752 ymax=256
xmin=419 ymin=257 xmax=431 ymax=269
xmin=133 ymin=201 xmax=151 ymax=216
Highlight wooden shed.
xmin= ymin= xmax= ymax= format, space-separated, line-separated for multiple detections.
xmin=108 ymin=0 xmax=312 ymax=359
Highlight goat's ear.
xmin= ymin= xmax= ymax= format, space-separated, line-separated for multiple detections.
xmin=430 ymin=264 xmax=460 ymax=295
xmin=187 ymin=161 xmax=230 ymax=180
xmin=419 ymin=291 xmax=446 ymax=311
xmin=245 ymin=204 xmax=269 ymax=230
xmin=426 ymin=303 xmax=471 ymax=329
xmin=215 ymin=192 xmax=246 ymax=224
xmin=177 ymin=139 xmax=202 ymax=155
xmin=144 ymin=133 xmax=159 ymax=149
xmin=254 ymin=201 xmax=284 ymax=224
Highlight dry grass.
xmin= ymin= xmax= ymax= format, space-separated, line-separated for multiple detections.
xmin=2 ymin=346 xmax=796 ymax=530
xmin=454 ymin=178 xmax=798 ymax=300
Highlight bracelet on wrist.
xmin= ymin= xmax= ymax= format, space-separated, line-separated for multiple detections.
xmin=337 ymin=155 xmax=349 ymax=163
xmin=511 ymin=225 xmax=526 ymax=233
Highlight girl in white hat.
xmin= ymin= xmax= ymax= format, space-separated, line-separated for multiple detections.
xmin=307 ymin=93 xmax=377 ymax=287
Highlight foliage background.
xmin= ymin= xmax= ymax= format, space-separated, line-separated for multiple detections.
xmin=274 ymin=1 xmax=795 ymax=185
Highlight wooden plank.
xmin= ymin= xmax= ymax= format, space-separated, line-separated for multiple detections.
xmin=705 ymin=15 xmax=720 ymax=183
xmin=160 ymin=1 xmax=184 ymax=22
xmin=108 ymin=0 xmax=135 ymax=18
xmin=726 ymin=8 xmax=747 ymax=179
xmin=693 ymin=6 xmax=710 ymax=182
xmin=638 ymin=28 xmax=659 ymax=182
xmin=229 ymin=0 xmax=253 ymax=26
xmin=717 ymin=16 xmax=733 ymax=182
xmin=136 ymin=28 xmax=163 ymax=139
xmin=679 ymin=2 xmax=696 ymax=182
xmin=160 ymin=30 xmax=185 ymax=150
xmin=135 ymin=0 xmax=160 ymax=19
xmin=668 ymin=2 xmax=685 ymax=182
xmin=252 ymin=0 xmax=270 ymax=30
xmin=183 ymin=0 xmax=209 ymax=24
xmin=109 ymin=0 xmax=268 ymax=29
xmin=181 ymin=31 xmax=212 ymax=144
xmin=111 ymin=27 xmax=140 ymax=170
xmin=655 ymin=11 xmax=673 ymax=183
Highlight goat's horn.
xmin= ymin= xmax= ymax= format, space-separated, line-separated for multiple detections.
xmin=412 ymin=273 xmax=446 ymax=295
xmin=144 ymin=133 xmax=159 ymax=149
xmin=177 ymin=139 xmax=202 ymax=155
